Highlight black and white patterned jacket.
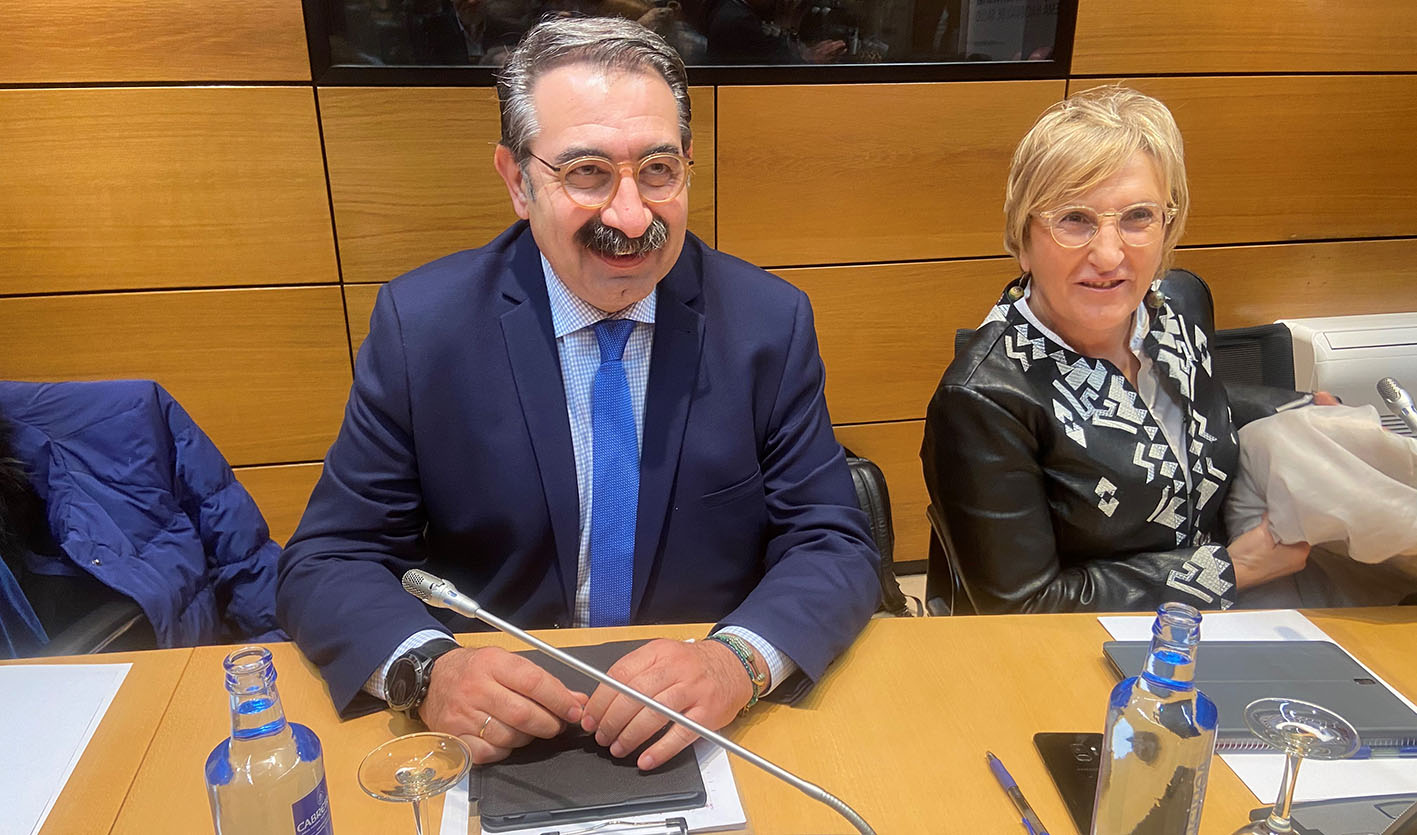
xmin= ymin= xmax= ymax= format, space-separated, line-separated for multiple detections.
xmin=922 ymin=272 xmax=1241 ymax=613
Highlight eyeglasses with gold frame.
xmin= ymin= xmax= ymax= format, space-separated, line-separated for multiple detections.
xmin=527 ymin=151 xmax=693 ymax=210
xmin=1037 ymin=201 xmax=1178 ymax=248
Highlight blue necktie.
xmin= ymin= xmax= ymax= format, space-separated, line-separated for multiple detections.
xmin=588 ymin=318 xmax=638 ymax=627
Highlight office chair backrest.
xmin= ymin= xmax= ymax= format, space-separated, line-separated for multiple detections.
xmin=925 ymin=503 xmax=974 ymax=616
xmin=1210 ymin=324 xmax=1296 ymax=389
xmin=843 ymin=450 xmax=917 ymax=617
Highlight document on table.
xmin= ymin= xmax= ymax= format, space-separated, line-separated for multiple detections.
xmin=1098 ymin=610 xmax=1417 ymax=804
xmin=438 ymin=738 xmax=746 ymax=835
xmin=0 ymin=663 xmax=131 ymax=835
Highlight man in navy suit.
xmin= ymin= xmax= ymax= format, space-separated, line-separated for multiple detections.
xmin=277 ymin=16 xmax=878 ymax=771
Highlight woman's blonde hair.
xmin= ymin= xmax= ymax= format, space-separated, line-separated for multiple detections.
xmin=1003 ymin=85 xmax=1189 ymax=275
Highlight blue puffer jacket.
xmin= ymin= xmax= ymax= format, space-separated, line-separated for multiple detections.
xmin=0 ymin=380 xmax=284 ymax=646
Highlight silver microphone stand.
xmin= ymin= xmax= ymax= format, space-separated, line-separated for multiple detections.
xmin=402 ymin=569 xmax=875 ymax=835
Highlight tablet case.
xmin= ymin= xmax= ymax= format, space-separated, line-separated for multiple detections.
xmin=1102 ymin=640 xmax=1417 ymax=748
xmin=478 ymin=640 xmax=709 ymax=832
xmin=1246 ymin=792 xmax=1417 ymax=834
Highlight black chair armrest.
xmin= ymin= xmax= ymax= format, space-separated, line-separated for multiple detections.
xmin=43 ymin=599 xmax=147 ymax=656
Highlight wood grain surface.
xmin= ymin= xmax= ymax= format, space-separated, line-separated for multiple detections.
xmin=0 ymin=87 xmax=337 ymax=294
xmin=716 ymin=80 xmax=1065 ymax=267
xmin=1079 ymin=76 xmax=1417 ymax=247
xmin=0 ymin=649 xmax=195 ymax=835
xmin=1073 ymin=0 xmax=1417 ymax=75
xmin=0 ymin=287 xmax=352 ymax=467
xmin=1177 ymin=238 xmax=1417 ymax=329
xmin=101 ymin=611 xmax=1417 ymax=833
xmin=235 ymin=463 xmax=325 ymax=545
xmin=778 ymin=257 xmax=1011 ymax=424
xmin=3 ymin=0 xmax=310 ymax=83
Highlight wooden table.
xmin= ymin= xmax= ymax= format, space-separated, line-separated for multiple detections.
xmin=0 ymin=647 xmax=193 ymax=835
xmin=26 ymin=607 xmax=1417 ymax=834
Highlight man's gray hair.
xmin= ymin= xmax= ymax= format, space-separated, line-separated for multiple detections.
xmin=496 ymin=16 xmax=692 ymax=163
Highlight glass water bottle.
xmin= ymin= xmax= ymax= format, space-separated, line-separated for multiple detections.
xmin=204 ymin=646 xmax=334 ymax=835
xmin=1092 ymin=602 xmax=1218 ymax=835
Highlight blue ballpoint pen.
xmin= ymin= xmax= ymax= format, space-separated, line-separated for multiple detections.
xmin=986 ymin=751 xmax=1051 ymax=835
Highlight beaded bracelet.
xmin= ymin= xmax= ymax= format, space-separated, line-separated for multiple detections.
xmin=706 ymin=633 xmax=766 ymax=710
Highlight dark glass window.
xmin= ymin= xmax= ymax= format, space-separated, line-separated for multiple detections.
xmin=309 ymin=0 xmax=1073 ymax=82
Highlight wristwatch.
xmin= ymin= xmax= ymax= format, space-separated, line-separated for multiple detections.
xmin=385 ymin=637 xmax=461 ymax=720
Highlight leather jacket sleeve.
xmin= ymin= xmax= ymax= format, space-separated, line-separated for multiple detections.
xmin=923 ymin=381 xmax=1233 ymax=614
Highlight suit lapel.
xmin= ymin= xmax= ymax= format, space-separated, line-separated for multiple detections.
xmin=498 ymin=232 xmax=581 ymax=614
xmin=630 ymin=246 xmax=704 ymax=618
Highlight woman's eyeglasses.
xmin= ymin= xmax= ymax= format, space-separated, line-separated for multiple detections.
xmin=1037 ymin=202 xmax=1177 ymax=248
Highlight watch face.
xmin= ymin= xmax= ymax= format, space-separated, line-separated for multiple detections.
xmin=386 ymin=658 xmax=417 ymax=709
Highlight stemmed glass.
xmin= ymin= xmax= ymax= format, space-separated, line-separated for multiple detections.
xmin=1232 ymin=698 xmax=1360 ymax=834
xmin=359 ymin=732 xmax=473 ymax=835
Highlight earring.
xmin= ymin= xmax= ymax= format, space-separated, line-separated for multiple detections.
xmin=1006 ymin=273 xmax=1029 ymax=302
xmin=1145 ymin=284 xmax=1166 ymax=310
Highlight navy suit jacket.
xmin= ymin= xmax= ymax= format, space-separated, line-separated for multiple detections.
xmin=277 ymin=222 xmax=880 ymax=713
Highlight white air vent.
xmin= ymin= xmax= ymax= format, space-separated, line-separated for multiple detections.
xmin=1280 ymin=313 xmax=1417 ymax=438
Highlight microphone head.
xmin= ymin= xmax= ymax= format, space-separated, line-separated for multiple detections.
xmin=402 ymin=568 xmax=450 ymax=604
xmin=1378 ymin=377 xmax=1408 ymax=406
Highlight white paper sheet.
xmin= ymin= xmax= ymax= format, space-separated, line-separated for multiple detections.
xmin=0 ymin=663 xmax=131 ymax=835
xmin=441 ymin=770 xmax=472 ymax=835
xmin=439 ymin=738 xmax=746 ymax=835
xmin=1098 ymin=609 xmax=1329 ymax=643
xmin=1098 ymin=610 xmax=1417 ymax=803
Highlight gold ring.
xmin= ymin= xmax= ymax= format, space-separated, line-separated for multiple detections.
xmin=478 ymin=714 xmax=494 ymax=740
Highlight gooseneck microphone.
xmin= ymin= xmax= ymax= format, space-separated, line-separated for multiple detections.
xmin=1377 ymin=377 xmax=1417 ymax=435
xmin=401 ymin=569 xmax=876 ymax=835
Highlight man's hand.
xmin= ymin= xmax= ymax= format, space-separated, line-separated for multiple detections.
xmin=580 ymin=638 xmax=755 ymax=771
xmin=1230 ymin=515 xmax=1310 ymax=590
xmin=420 ymin=646 xmax=587 ymax=765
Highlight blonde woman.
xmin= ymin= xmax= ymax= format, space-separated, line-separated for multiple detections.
xmin=922 ymin=86 xmax=1318 ymax=614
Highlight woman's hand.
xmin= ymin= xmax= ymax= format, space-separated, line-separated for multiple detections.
xmin=1229 ymin=515 xmax=1310 ymax=590
xmin=1313 ymin=391 xmax=1340 ymax=406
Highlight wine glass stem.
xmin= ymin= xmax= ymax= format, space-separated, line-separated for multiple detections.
xmin=411 ymin=797 xmax=431 ymax=835
xmin=1265 ymin=752 xmax=1303 ymax=833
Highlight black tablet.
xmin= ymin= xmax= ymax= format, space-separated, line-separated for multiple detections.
xmin=478 ymin=640 xmax=709 ymax=832
xmin=479 ymin=731 xmax=707 ymax=832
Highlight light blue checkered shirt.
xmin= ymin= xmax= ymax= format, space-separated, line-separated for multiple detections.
xmin=366 ymin=256 xmax=794 ymax=700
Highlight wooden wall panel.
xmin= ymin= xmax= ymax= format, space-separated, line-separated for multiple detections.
xmin=834 ymin=421 xmax=928 ymax=564
xmin=321 ymin=87 xmax=512 ymax=285
xmin=236 ymin=463 xmax=324 ymax=545
xmin=1074 ymin=0 xmax=1417 ymax=76
xmin=345 ymin=284 xmax=382 ymax=357
xmin=778 ymin=258 xmax=1011 ymax=424
xmin=687 ymin=88 xmax=717 ymax=249
xmin=3 ymin=0 xmax=310 ymax=83
xmin=1175 ymin=238 xmax=1417 ymax=330
xmin=716 ymin=81 xmax=1064 ymax=267
xmin=1082 ymin=76 xmax=1417 ymax=247
xmin=322 ymin=87 xmax=715 ymax=286
xmin=0 ymin=87 xmax=337 ymax=295
xmin=0 ymin=288 xmax=352 ymax=466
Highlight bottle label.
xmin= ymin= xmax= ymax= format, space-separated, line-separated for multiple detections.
xmin=292 ymin=776 xmax=333 ymax=835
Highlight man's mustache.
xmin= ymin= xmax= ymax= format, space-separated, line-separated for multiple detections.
xmin=576 ymin=217 xmax=669 ymax=258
